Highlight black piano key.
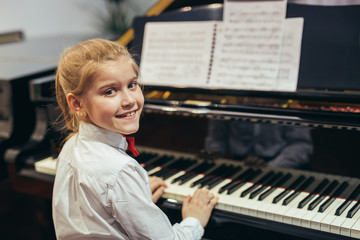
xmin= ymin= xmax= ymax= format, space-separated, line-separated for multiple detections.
xmin=319 ymin=181 xmax=349 ymax=212
xmin=163 ymin=158 xmax=197 ymax=180
xmin=192 ymin=164 xmax=227 ymax=188
xmin=151 ymin=167 xmax=170 ymax=177
xmin=177 ymin=172 xmax=197 ymax=185
xmin=218 ymin=168 xmax=253 ymax=194
xmin=298 ymin=178 xmax=330 ymax=209
xmin=250 ymin=172 xmax=284 ymax=199
xmin=259 ymin=187 xmax=277 ymax=201
xmin=207 ymin=166 xmax=242 ymax=190
xmin=240 ymin=185 xmax=259 ymax=198
xmin=273 ymin=175 xmax=305 ymax=204
xmin=336 ymin=200 xmax=353 ymax=216
xmin=250 ymin=185 xmax=269 ymax=199
xmin=172 ymin=162 xmax=215 ymax=184
xmin=241 ymin=171 xmax=275 ymax=198
xmin=161 ymin=157 xmax=193 ymax=175
xmin=161 ymin=169 xmax=179 ymax=180
xmin=144 ymin=155 xmax=173 ymax=171
xmin=227 ymin=169 xmax=262 ymax=195
xmin=150 ymin=158 xmax=184 ymax=177
xmin=273 ymin=189 xmax=291 ymax=204
xmin=227 ymin=181 xmax=246 ymax=195
xmin=336 ymin=184 xmax=360 ymax=216
xmin=347 ymin=201 xmax=360 ymax=218
xmin=195 ymin=175 xmax=213 ymax=188
xmin=201 ymin=164 xmax=234 ymax=187
xmin=308 ymin=180 xmax=339 ymax=210
xmin=259 ymin=173 xmax=292 ymax=201
xmin=283 ymin=176 xmax=315 ymax=206
xmin=308 ymin=196 xmax=326 ymax=211
xmin=334 ymin=181 xmax=350 ymax=196
xmin=218 ymin=180 xmax=238 ymax=194
xmin=206 ymin=177 xmax=223 ymax=189
xmin=283 ymin=191 xmax=301 ymax=206
xmin=346 ymin=183 xmax=360 ymax=200
xmin=288 ymin=175 xmax=307 ymax=190
xmin=274 ymin=173 xmax=292 ymax=188
xmin=135 ymin=152 xmax=158 ymax=164
xmin=298 ymin=193 xmax=316 ymax=208
xmin=319 ymin=198 xmax=336 ymax=213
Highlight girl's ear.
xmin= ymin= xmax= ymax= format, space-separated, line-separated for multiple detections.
xmin=66 ymin=93 xmax=82 ymax=114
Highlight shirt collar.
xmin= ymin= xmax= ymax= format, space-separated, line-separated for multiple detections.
xmin=78 ymin=122 xmax=128 ymax=152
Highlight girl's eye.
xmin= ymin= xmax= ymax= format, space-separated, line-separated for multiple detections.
xmin=128 ymin=81 xmax=137 ymax=89
xmin=105 ymin=89 xmax=115 ymax=96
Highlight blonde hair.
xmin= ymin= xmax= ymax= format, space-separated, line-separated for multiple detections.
xmin=55 ymin=38 xmax=139 ymax=140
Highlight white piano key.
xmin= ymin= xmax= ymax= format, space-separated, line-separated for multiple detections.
xmin=351 ymin=221 xmax=360 ymax=238
xmin=163 ymin=173 xmax=205 ymax=201
xmin=207 ymin=178 xmax=232 ymax=196
xmin=311 ymin=198 xmax=345 ymax=231
xmin=214 ymin=180 xmax=242 ymax=213
xmin=329 ymin=200 xmax=357 ymax=234
xmin=217 ymin=189 xmax=238 ymax=213
xmin=225 ymin=182 xmax=256 ymax=215
xmin=350 ymin=210 xmax=360 ymax=238
xmin=341 ymin=202 xmax=360 ymax=237
xmin=264 ymin=189 xmax=296 ymax=221
xmin=281 ymin=192 xmax=310 ymax=224
xmin=301 ymin=196 xmax=329 ymax=228
xmin=246 ymin=185 xmax=271 ymax=217
xmin=140 ymin=149 xmax=360 ymax=239
xmin=164 ymin=171 xmax=186 ymax=184
xmin=320 ymin=198 xmax=348 ymax=232
xmin=148 ymin=166 xmax=162 ymax=175
xmin=256 ymin=187 xmax=286 ymax=220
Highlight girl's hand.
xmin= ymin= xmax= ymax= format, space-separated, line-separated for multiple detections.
xmin=182 ymin=189 xmax=218 ymax=228
xmin=149 ymin=176 xmax=167 ymax=203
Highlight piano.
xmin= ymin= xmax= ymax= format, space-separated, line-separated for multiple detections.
xmin=1 ymin=35 xmax=103 ymax=192
xmin=4 ymin=1 xmax=360 ymax=240
xmin=0 ymin=37 xmax=58 ymax=180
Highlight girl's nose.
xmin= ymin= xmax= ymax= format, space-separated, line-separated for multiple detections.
xmin=121 ymin=90 xmax=136 ymax=107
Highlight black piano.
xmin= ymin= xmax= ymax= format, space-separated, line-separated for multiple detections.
xmin=3 ymin=1 xmax=360 ymax=240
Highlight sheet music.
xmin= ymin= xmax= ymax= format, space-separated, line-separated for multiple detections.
xmin=210 ymin=0 xmax=287 ymax=90
xmin=276 ymin=18 xmax=304 ymax=91
xmin=139 ymin=0 xmax=303 ymax=92
xmin=140 ymin=21 xmax=216 ymax=88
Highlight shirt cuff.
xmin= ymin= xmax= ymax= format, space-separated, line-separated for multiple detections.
xmin=180 ymin=217 xmax=204 ymax=240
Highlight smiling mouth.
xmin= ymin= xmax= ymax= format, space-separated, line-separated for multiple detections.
xmin=116 ymin=111 xmax=136 ymax=118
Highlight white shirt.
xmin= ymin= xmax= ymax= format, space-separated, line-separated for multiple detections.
xmin=52 ymin=122 xmax=204 ymax=240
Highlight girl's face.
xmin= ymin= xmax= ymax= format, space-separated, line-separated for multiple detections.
xmin=81 ymin=56 xmax=144 ymax=135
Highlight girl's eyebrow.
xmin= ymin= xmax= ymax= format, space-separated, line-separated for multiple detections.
xmin=97 ymin=76 xmax=138 ymax=89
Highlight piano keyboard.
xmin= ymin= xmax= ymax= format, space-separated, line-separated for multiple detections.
xmin=135 ymin=146 xmax=360 ymax=240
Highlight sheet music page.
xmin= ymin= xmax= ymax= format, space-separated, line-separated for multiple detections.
xmin=210 ymin=0 xmax=287 ymax=91
xmin=140 ymin=21 xmax=216 ymax=87
xmin=276 ymin=17 xmax=304 ymax=91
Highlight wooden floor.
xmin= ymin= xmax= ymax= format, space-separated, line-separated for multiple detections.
xmin=0 ymin=179 xmax=55 ymax=240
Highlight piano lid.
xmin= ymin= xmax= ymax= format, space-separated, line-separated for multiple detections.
xmin=129 ymin=2 xmax=360 ymax=130
xmin=131 ymin=3 xmax=360 ymax=92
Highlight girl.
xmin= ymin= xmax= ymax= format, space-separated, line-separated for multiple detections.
xmin=53 ymin=38 xmax=218 ymax=239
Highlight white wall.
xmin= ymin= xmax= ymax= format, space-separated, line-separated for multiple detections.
xmin=0 ymin=0 xmax=158 ymax=39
